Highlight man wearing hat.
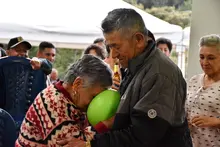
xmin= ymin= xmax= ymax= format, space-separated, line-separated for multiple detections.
xmin=6 ymin=36 xmax=32 ymax=57
xmin=6 ymin=36 xmax=52 ymax=74
xmin=0 ymin=36 xmax=52 ymax=133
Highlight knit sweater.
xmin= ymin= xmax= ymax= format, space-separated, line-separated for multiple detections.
xmin=15 ymin=82 xmax=96 ymax=147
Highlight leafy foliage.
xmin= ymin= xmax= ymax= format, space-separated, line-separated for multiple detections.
xmin=124 ymin=0 xmax=192 ymax=28
xmin=127 ymin=0 xmax=185 ymax=9
xmin=146 ymin=6 xmax=191 ymax=28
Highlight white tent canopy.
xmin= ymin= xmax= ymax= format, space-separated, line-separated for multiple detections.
xmin=0 ymin=0 xmax=183 ymax=49
xmin=183 ymin=27 xmax=190 ymax=46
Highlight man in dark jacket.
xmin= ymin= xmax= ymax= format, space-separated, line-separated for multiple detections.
xmin=57 ymin=8 xmax=192 ymax=147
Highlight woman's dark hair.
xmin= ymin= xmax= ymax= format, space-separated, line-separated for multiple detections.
xmin=84 ymin=44 xmax=106 ymax=59
xmin=156 ymin=38 xmax=173 ymax=52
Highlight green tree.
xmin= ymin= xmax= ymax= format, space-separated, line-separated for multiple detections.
xmin=146 ymin=6 xmax=191 ymax=28
xmin=123 ymin=0 xmax=137 ymax=4
xmin=28 ymin=47 xmax=38 ymax=58
xmin=178 ymin=0 xmax=192 ymax=11
xmin=53 ymin=48 xmax=82 ymax=78
xmin=123 ymin=0 xmax=145 ymax=9
xmin=136 ymin=0 xmax=184 ymax=9
xmin=170 ymin=50 xmax=178 ymax=64
xmin=123 ymin=0 xmax=192 ymax=28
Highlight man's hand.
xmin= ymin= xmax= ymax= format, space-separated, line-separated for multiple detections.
xmin=30 ymin=57 xmax=41 ymax=70
xmin=192 ymin=115 xmax=220 ymax=128
xmin=111 ymin=77 xmax=120 ymax=91
xmin=56 ymin=138 xmax=86 ymax=147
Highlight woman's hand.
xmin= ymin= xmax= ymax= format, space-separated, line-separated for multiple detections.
xmin=102 ymin=115 xmax=115 ymax=129
xmin=191 ymin=115 xmax=220 ymax=128
xmin=56 ymin=138 xmax=86 ymax=147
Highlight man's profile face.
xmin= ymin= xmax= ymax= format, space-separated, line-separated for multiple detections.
xmin=104 ymin=31 xmax=135 ymax=68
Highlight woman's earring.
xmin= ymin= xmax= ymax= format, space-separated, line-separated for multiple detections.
xmin=73 ymin=90 xmax=77 ymax=96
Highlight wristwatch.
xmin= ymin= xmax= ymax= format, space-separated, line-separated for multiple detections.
xmin=86 ymin=141 xmax=91 ymax=147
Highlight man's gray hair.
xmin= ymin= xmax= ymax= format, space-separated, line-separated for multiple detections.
xmin=63 ymin=54 xmax=113 ymax=88
xmin=199 ymin=34 xmax=220 ymax=50
xmin=101 ymin=8 xmax=148 ymax=37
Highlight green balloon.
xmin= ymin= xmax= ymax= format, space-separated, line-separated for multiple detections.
xmin=87 ymin=89 xmax=120 ymax=126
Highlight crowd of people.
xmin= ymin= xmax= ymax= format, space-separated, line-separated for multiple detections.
xmin=0 ymin=8 xmax=220 ymax=147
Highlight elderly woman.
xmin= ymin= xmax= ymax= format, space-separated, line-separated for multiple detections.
xmin=15 ymin=55 xmax=113 ymax=146
xmin=186 ymin=34 xmax=220 ymax=147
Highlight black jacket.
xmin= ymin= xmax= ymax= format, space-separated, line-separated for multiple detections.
xmin=91 ymin=41 xmax=192 ymax=147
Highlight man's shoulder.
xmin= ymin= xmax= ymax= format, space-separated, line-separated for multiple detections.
xmin=139 ymin=59 xmax=185 ymax=88
xmin=150 ymin=51 xmax=183 ymax=77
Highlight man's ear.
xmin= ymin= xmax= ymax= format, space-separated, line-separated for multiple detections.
xmin=134 ymin=32 xmax=145 ymax=49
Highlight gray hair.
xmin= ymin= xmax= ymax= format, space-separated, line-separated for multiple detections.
xmin=101 ymin=8 xmax=148 ymax=37
xmin=63 ymin=54 xmax=113 ymax=88
xmin=199 ymin=34 xmax=220 ymax=50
